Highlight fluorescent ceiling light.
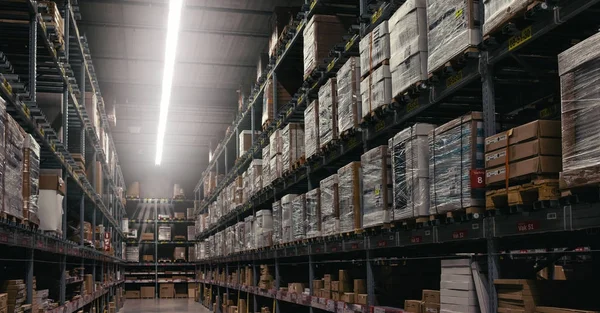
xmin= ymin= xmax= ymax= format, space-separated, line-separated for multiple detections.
xmin=155 ymin=0 xmax=183 ymax=165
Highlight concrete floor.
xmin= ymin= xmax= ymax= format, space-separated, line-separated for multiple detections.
xmin=122 ymin=299 xmax=210 ymax=313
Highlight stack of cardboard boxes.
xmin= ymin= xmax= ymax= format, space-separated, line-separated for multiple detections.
xmin=1 ymin=280 xmax=26 ymax=313
xmin=303 ymin=15 xmax=346 ymax=78
xmin=360 ymin=21 xmax=392 ymax=119
xmin=281 ymin=123 xmax=305 ymax=173
xmin=159 ymin=283 xmax=174 ymax=299
xmin=318 ymin=78 xmax=338 ymax=150
xmin=404 ymin=290 xmax=440 ymax=313
xmin=313 ymin=271 xmax=365 ymax=304
xmin=440 ymin=259 xmax=479 ymax=313
xmin=336 ymin=57 xmax=361 ymax=135
xmin=258 ymin=265 xmax=274 ymax=290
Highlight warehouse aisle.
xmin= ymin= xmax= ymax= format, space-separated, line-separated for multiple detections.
xmin=121 ymin=299 xmax=210 ymax=313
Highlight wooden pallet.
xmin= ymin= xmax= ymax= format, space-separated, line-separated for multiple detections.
xmin=486 ymin=178 xmax=560 ymax=213
xmin=361 ymin=59 xmax=390 ymax=79
xmin=429 ymin=207 xmax=484 ymax=225
xmin=393 ymin=81 xmax=427 ymax=104
xmin=362 ymin=222 xmax=392 ymax=233
xmin=399 ymin=216 xmax=430 ymax=229
xmin=560 ymin=184 xmax=600 ymax=205
xmin=428 ymin=47 xmax=479 ymax=80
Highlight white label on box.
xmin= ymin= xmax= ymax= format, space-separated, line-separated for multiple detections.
xmin=485 ymin=134 xmax=507 ymax=145
xmin=485 ymin=151 xmax=505 ymax=161
xmin=486 ymin=168 xmax=505 ymax=177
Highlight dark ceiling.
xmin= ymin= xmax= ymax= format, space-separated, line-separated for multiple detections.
xmin=79 ymin=0 xmax=301 ymax=197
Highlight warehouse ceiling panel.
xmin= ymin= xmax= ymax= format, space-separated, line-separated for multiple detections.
xmin=80 ymin=0 xmax=303 ymax=196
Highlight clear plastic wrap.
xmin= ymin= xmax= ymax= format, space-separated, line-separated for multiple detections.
xmin=262 ymin=144 xmax=271 ymax=187
xmin=249 ymin=159 xmax=263 ymax=196
xmin=361 ymin=146 xmax=392 ymax=228
xmin=270 ymin=129 xmax=282 ymax=156
xmin=270 ymin=154 xmax=282 ymax=181
xmin=4 ymin=114 xmax=24 ymax=219
xmin=429 ymin=112 xmax=485 ymax=214
xmin=255 ymin=209 xmax=273 ymax=248
xmin=244 ymin=215 xmax=255 ymax=250
xmin=291 ymin=194 xmax=306 ymax=241
xmin=272 ymin=200 xmax=282 ymax=245
xmin=239 ymin=130 xmax=256 ymax=158
xmin=319 ymin=174 xmax=339 ymax=236
xmin=242 ymin=170 xmax=250 ymax=203
xmin=304 ymin=100 xmax=320 ymax=159
xmin=389 ymin=124 xmax=435 ymax=220
xmin=235 ymin=222 xmax=245 ymax=253
xmin=303 ymin=15 xmax=346 ymax=77
xmin=282 ymin=123 xmax=305 ymax=172
xmin=263 ymin=78 xmax=274 ymax=125
xmin=359 ymin=21 xmax=390 ymax=77
xmin=225 ymin=226 xmax=235 ymax=255
xmin=125 ymin=245 xmax=139 ymax=262
xmin=427 ymin=0 xmax=481 ymax=73
xmin=483 ymin=0 xmax=530 ymax=37
xmin=318 ymin=78 xmax=338 ymax=148
xmin=337 ymin=57 xmax=361 ymax=134
xmin=558 ymin=32 xmax=600 ymax=188
xmin=360 ymin=65 xmax=392 ymax=118
xmin=338 ymin=162 xmax=362 ymax=233
xmin=281 ymin=194 xmax=297 ymax=243
xmin=305 ymin=188 xmax=321 ymax=238
xmin=389 ymin=0 xmax=428 ymax=96
xmin=23 ymin=134 xmax=40 ymax=225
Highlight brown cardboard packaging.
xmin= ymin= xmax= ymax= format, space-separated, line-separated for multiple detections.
xmin=337 ymin=162 xmax=362 ymax=232
xmin=288 ymin=283 xmax=304 ymax=294
xmin=0 ymin=293 xmax=6 ymax=309
xmin=39 ymin=175 xmax=66 ymax=195
xmin=84 ymin=275 xmax=94 ymax=295
xmin=141 ymin=233 xmax=154 ymax=241
xmin=173 ymin=247 xmax=186 ymax=260
xmin=323 ymin=275 xmax=332 ymax=290
xmin=331 ymin=281 xmax=339 ymax=291
xmin=404 ymin=300 xmax=422 ymax=313
xmin=229 ymin=306 xmax=238 ymax=313
xmin=486 ymin=156 xmax=562 ymax=185
xmin=174 ymin=212 xmax=185 ymax=219
xmin=338 ymin=270 xmax=350 ymax=284
xmin=342 ymin=293 xmax=355 ymax=304
xmin=332 ymin=292 xmax=340 ymax=301
xmin=320 ymin=289 xmax=331 ymax=299
xmin=159 ymin=284 xmax=174 ymax=298
xmin=353 ymin=279 xmax=366 ymax=294
xmin=485 ymin=138 xmax=562 ymax=168
xmin=422 ymin=290 xmax=440 ymax=304
xmin=313 ymin=280 xmax=324 ymax=292
xmin=143 ymin=255 xmax=154 ymax=262
xmin=485 ymin=120 xmax=561 ymax=153
xmin=423 ymin=303 xmax=440 ymax=313
xmin=141 ymin=286 xmax=155 ymax=298
xmin=125 ymin=291 xmax=140 ymax=299
xmin=356 ymin=294 xmax=368 ymax=305
xmin=238 ymin=299 xmax=247 ymax=313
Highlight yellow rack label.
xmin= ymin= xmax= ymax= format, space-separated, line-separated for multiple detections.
xmin=508 ymin=26 xmax=532 ymax=51
xmin=446 ymin=70 xmax=463 ymax=88
xmin=371 ymin=7 xmax=383 ymax=24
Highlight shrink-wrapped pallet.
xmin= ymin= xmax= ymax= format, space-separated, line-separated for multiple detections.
xmin=263 ymin=78 xmax=292 ymax=125
xmin=303 ymin=15 xmax=346 ymax=78
xmin=249 ymin=159 xmax=263 ymax=196
xmin=23 ymin=134 xmax=40 ymax=225
xmin=270 ymin=154 xmax=283 ymax=181
xmin=305 ymin=188 xmax=321 ymax=238
xmin=282 ymin=123 xmax=305 ymax=172
xmin=272 ymin=200 xmax=282 ymax=245
xmin=242 ymin=170 xmax=250 ymax=204
xmin=255 ymin=210 xmax=273 ymax=248
xmin=244 ymin=215 xmax=255 ymax=250
xmin=389 ymin=124 xmax=434 ymax=220
xmin=558 ymin=32 xmax=600 ymax=188
xmin=429 ymin=112 xmax=485 ymax=214
xmin=359 ymin=21 xmax=390 ymax=77
xmin=235 ymin=222 xmax=245 ymax=253
xmin=361 ymin=65 xmax=392 ymax=118
xmin=304 ymin=100 xmax=320 ymax=159
xmin=281 ymin=194 xmax=297 ymax=243
xmin=319 ymin=174 xmax=339 ymax=236
xmin=270 ymin=129 xmax=282 ymax=156
xmin=483 ymin=0 xmax=533 ymax=37
xmin=225 ymin=226 xmax=235 ymax=255
xmin=262 ymin=145 xmax=271 ymax=188
xmin=337 ymin=57 xmax=361 ymax=134
xmin=4 ymin=113 xmax=25 ymax=219
xmin=338 ymin=162 xmax=362 ymax=233
xmin=361 ymin=146 xmax=392 ymax=228
xmin=292 ymin=194 xmax=306 ymax=241
xmin=318 ymin=78 xmax=338 ymax=148
xmin=389 ymin=0 xmax=428 ymax=96
xmin=427 ymin=0 xmax=481 ymax=74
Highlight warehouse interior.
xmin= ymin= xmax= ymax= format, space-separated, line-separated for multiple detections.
xmin=0 ymin=0 xmax=600 ymax=313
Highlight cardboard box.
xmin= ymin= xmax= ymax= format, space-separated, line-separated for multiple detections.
xmin=353 ymin=279 xmax=366 ymax=294
xmin=174 ymin=212 xmax=185 ymax=219
xmin=324 ymin=275 xmax=332 ymax=290
xmin=84 ymin=275 xmax=94 ymax=295
xmin=331 ymin=281 xmax=339 ymax=292
xmin=342 ymin=293 xmax=355 ymax=304
xmin=142 ymin=255 xmax=153 ymax=262
xmin=485 ymin=138 xmax=562 ymax=168
xmin=141 ymin=233 xmax=154 ymax=241
xmin=320 ymin=289 xmax=330 ymax=299
xmin=423 ymin=302 xmax=440 ymax=313
xmin=356 ymin=294 xmax=368 ymax=305
xmin=125 ymin=291 xmax=140 ymax=299
xmin=159 ymin=284 xmax=174 ymax=298
xmin=404 ymin=300 xmax=422 ymax=313
xmin=0 ymin=293 xmax=6 ymax=309
xmin=39 ymin=175 xmax=66 ymax=195
xmin=338 ymin=270 xmax=350 ymax=284
xmin=485 ymin=156 xmax=562 ymax=185
xmin=174 ymin=247 xmax=186 ymax=260
xmin=238 ymin=299 xmax=247 ymax=313
xmin=422 ymin=290 xmax=440 ymax=304
xmin=332 ymin=292 xmax=340 ymax=301
xmin=485 ymin=120 xmax=561 ymax=153
xmin=288 ymin=283 xmax=304 ymax=294
xmin=141 ymin=286 xmax=155 ymax=298
xmin=313 ymin=280 xmax=324 ymax=291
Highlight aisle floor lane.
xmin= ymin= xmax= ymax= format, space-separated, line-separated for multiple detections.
xmin=122 ymin=299 xmax=210 ymax=313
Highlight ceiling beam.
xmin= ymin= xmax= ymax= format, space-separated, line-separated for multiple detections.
xmin=80 ymin=0 xmax=273 ymax=16
xmin=98 ymin=79 xmax=240 ymax=91
xmin=92 ymin=55 xmax=256 ymax=69
xmin=80 ymin=21 xmax=270 ymax=38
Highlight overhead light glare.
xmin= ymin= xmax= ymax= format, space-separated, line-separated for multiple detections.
xmin=155 ymin=0 xmax=183 ymax=165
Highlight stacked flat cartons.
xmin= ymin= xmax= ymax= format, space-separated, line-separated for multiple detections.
xmin=338 ymin=162 xmax=362 ymax=233
xmin=360 ymin=21 xmax=392 ymax=119
xmin=292 ymin=194 xmax=306 ymax=241
xmin=362 ymin=146 xmax=392 ymax=228
xmin=281 ymin=194 xmax=297 ymax=243
xmin=318 ymin=79 xmax=338 ymax=149
xmin=336 ymin=57 xmax=361 ymax=135
xmin=440 ymin=259 xmax=479 ymax=313
xmin=305 ymin=188 xmax=321 ymax=238
xmin=320 ymin=175 xmax=339 ymax=236
xmin=305 ymin=100 xmax=320 ymax=159
xmin=282 ymin=123 xmax=305 ymax=172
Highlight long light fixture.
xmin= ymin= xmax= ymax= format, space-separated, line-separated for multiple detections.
xmin=155 ymin=0 xmax=184 ymax=165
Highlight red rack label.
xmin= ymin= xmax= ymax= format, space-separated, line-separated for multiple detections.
xmin=452 ymin=230 xmax=468 ymax=239
xmin=517 ymin=220 xmax=539 ymax=232
xmin=470 ymin=169 xmax=485 ymax=188
xmin=410 ymin=236 xmax=422 ymax=244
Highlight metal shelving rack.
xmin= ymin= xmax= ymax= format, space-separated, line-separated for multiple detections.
xmin=124 ymin=198 xmax=198 ymax=297
xmin=193 ymin=0 xmax=600 ymax=312
xmin=0 ymin=0 xmax=126 ymax=312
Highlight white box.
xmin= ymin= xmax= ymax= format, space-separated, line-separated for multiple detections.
xmin=440 ymin=304 xmax=479 ymax=313
xmin=440 ymin=289 xmax=477 ymax=298
xmin=441 ymin=259 xmax=471 ymax=267
xmin=440 ymin=274 xmax=472 ymax=283
xmin=440 ymin=280 xmax=474 ymax=291
xmin=361 ymin=65 xmax=392 ymax=118
xmin=38 ymin=190 xmax=64 ymax=233
xmin=441 ymin=295 xmax=477 ymax=306
xmin=360 ymin=21 xmax=390 ymax=77
xmin=441 ymin=267 xmax=471 ymax=275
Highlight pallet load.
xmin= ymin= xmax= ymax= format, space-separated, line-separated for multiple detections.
xmin=281 ymin=194 xmax=297 ymax=243
xmin=39 ymin=1 xmax=65 ymax=50
xmin=225 ymin=227 xmax=234 ymax=256
xmin=320 ymin=174 xmax=339 ymax=236
xmin=484 ymin=120 xmax=562 ymax=209
xmin=362 ymin=146 xmax=392 ymax=228
xmin=360 ymin=21 xmax=391 ymax=78
xmin=282 ymin=123 xmax=305 ymax=173
xmin=558 ymin=32 xmax=600 ymax=190
xmin=1 ymin=280 xmax=26 ymax=313
xmin=305 ymin=188 xmax=321 ymax=238
xmin=303 ymin=15 xmax=346 ymax=78
xmin=249 ymin=159 xmax=263 ymax=197
xmin=318 ymin=78 xmax=339 ymax=150
xmin=429 ymin=112 xmax=485 ymax=215
xmin=305 ymin=100 xmax=320 ymax=159
xmin=272 ymin=200 xmax=282 ymax=245
xmin=262 ymin=78 xmax=292 ymax=128
xmin=158 ymin=225 xmax=171 ymax=241
xmin=483 ymin=0 xmax=538 ymax=37
xmin=256 ymin=52 xmax=269 ymax=83
xmin=262 ymin=144 xmax=271 ymax=188
xmin=38 ymin=169 xmax=65 ymax=234
xmin=239 ymin=130 xmax=258 ymax=158
xmin=292 ymin=194 xmax=306 ymax=241
xmin=338 ymin=162 xmax=362 ymax=233
xmin=270 ymin=129 xmax=283 ymax=181
xmin=336 ymin=57 xmax=362 ymax=135
xmin=22 ymin=134 xmax=41 ymax=226
xmin=361 ymin=64 xmax=392 ymax=119
xmin=389 ymin=0 xmax=428 ymax=97
xmin=389 ymin=124 xmax=435 ymax=221
xmin=244 ymin=215 xmax=254 ymax=250
xmin=427 ymin=0 xmax=481 ymax=75
xmin=4 ymin=113 xmax=25 ymax=220
xmin=269 ymin=7 xmax=300 ymax=58
xmin=440 ymin=259 xmax=479 ymax=313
